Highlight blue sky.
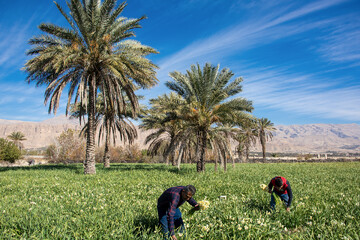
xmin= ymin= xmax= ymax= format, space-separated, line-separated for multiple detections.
xmin=0 ymin=0 xmax=359 ymax=125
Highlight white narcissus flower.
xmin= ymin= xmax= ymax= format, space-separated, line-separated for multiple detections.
xmin=202 ymin=225 xmax=210 ymax=232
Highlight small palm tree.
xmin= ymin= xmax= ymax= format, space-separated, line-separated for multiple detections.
xmin=71 ymin=95 xmax=139 ymax=168
xmin=208 ymin=125 xmax=236 ymax=172
xmin=7 ymin=132 xmax=27 ymax=151
xmin=165 ymin=63 xmax=253 ymax=172
xmin=234 ymin=117 xmax=258 ymax=162
xmin=24 ymin=0 xmax=158 ymax=174
xmin=140 ymin=93 xmax=187 ymax=166
xmin=257 ymin=118 xmax=276 ymax=160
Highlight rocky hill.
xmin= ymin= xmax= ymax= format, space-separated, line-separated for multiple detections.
xmin=0 ymin=115 xmax=359 ymax=153
xmin=258 ymin=123 xmax=360 ymax=153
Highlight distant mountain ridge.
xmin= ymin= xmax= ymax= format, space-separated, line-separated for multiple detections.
xmin=263 ymin=123 xmax=360 ymax=153
xmin=0 ymin=115 xmax=359 ymax=153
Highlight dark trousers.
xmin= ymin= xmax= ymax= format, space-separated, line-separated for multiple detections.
xmin=158 ymin=207 xmax=185 ymax=239
xmin=270 ymin=192 xmax=289 ymax=210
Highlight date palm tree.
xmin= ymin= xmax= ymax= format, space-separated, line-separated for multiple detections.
xmin=234 ymin=117 xmax=258 ymax=162
xmin=71 ymin=94 xmax=139 ymax=168
xmin=165 ymin=63 xmax=253 ymax=172
xmin=208 ymin=125 xmax=237 ymax=172
xmin=257 ymin=117 xmax=276 ymax=160
xmin=140 ymin=92 xmax=187 ymax=166
xmin=7 ymin=132 xmax=27 ymax=151
xmin=24 ymin=0 xmax=158 ymax=174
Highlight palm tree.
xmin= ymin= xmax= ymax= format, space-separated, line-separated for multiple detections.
xmin=234 ymin=117 xmax=258 ymax=162
xmin=208 ymin=126 xmax=236 ymax=172
xmin=98 ymin=103 xmax=138 ymax=168
xmin=140 ymin=93 xmax=187 ymax=166
xmin=165 ymin=63 xmax=253 ymax=172
xmin=71 ymin=95 xmax=139 ymax=168
xmin=24 ymin=0 xmax=158 ymax=174
xmin=257 ymin=118 xmax=276 ymax=160
xmin=7 ymin=132 xmax=27 ymax=151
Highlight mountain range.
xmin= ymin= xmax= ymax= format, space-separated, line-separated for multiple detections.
xmin=1 ymin=115 xmax=359 ymax=153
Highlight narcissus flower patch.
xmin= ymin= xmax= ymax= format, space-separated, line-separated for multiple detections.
xmin=0 ymin=162 xmax=359 ymax=239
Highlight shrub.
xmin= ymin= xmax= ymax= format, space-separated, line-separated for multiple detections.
xmin=304 ymin=153 xmax=313 ymax=160
xmin=45 ymin=129 xmax=85 ymax=163
xmin=0 ymin=138 xmax=21 ymax=162
xmin=124 ymin=144 xmax=142 ymax=162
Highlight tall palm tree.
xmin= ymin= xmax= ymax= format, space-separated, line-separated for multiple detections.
xmin=257 ymin=118 xmax=276 ymax=160
xmin=24 ymin=0 xmax=158 ymax=174
xmin=7 ymin=132 xmax=27 ymax=151
xmin=165 ymin=63 xmax=253 ymax=172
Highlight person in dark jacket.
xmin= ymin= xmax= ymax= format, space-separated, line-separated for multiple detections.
xmin=268 ymin=176 xmax=293 ymax=211
xmin=157 ymin=185 xmax=200 ymax=240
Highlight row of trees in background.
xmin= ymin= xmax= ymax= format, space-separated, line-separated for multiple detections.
xmin=24 ymin=0 xmax=276 ymax=174
xmin=46 ymin=129 xmax=147 ymax=163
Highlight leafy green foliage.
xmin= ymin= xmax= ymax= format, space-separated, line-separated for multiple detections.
xmin=0 ymin=138 xmax=21 ymax=162
xmin=0 ymin=162 xmax=359 ymax=239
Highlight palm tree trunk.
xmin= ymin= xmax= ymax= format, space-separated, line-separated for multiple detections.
xmin=103 ymin=126 xmax=111 ymax=168
xmin=245 ymin=143 xmax=250 ymax=162
xmin=177 ymin=148 xmax=183 ymax=170
xmin=184 ymin=147 xmax=188 ymax=164
xmin=220 ymin=151 xmax=224 ymax=169
xmin=197 ymin=130 xmax=207 ymax=172
xmin=171 ymin=153 xmax=176 ymax=166
xmin=84 ymin=76 xmax=96 ymax=175
xmin=214 ymin=149 xmax=218 ymax=172
xmin=196 ymin=131 xmax=201 ymax=172
xmin=232 ymin=153 xmax=235 ymax=168
xmin=177 ymin=141 xmax=186 ymax=170
xmin=260 ymin=135 xmax=266 ymax=160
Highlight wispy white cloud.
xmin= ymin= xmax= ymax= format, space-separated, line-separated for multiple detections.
xmin=316 ymin=14 xmax=360 ymax=63
xmin=0 ymin=24 xmax=28 ymax=68
xmin=158 ymin=0 xmax=346 ymax=73
xmin=240 ymin=66 xmax=360 ymax=121
xmin=153 ymin=0 xmax=359 ymax=123
xmin=0 ymin=80 xmax=68 ymax=121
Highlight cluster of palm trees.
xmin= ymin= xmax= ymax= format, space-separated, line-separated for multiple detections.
xmin=140 ymin=64 xmax=277 ymax=172
xmin=24 ymin=0 xmax=276 ymax=174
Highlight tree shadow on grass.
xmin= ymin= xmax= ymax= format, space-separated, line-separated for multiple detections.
xmin=101 ymin=163 xmax=192 ymax=175
xmin=132 ymin=213 xmax=159 ymax=239
xmin=0 ymin=164 xmax=83 ymax=173
xmin=0 ymin=162 xmax=194 ymax=175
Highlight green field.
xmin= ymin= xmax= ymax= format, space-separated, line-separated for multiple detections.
xmin=1 ymin=162 xmax=359 ymax=239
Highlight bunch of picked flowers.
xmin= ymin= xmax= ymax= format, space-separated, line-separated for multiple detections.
xmin=260 ymin=184 xmax=269 ymax=192
xmin=198 ymin=200 xmax=210 ymax=210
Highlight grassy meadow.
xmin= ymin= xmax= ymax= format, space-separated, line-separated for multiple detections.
xmin=0 ymin=162 xmax=359 ymax=239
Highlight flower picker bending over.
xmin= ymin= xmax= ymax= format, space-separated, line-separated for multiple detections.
xmin=268 ymin=176 xmax=293 ymax=212
xmin=157 ymin=185 xmax=200 ymax=240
